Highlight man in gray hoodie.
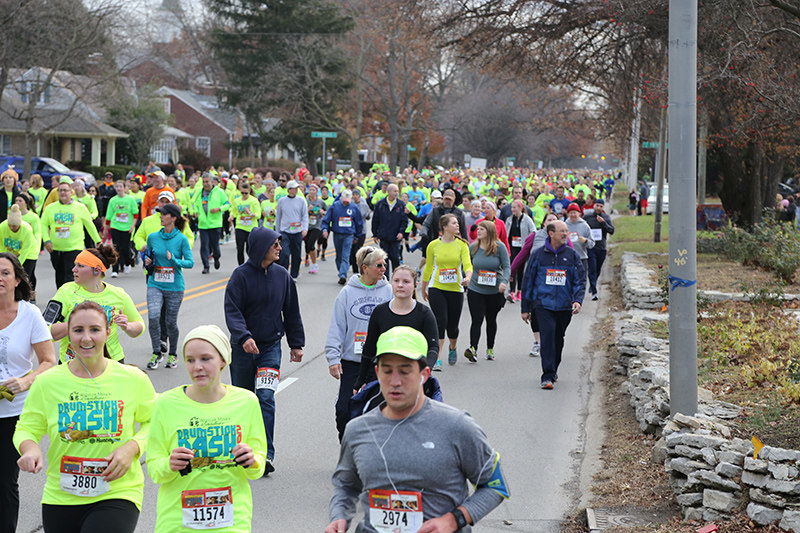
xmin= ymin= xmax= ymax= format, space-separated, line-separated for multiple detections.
xmin=565 ymin=203 xmax=594 ymax=281
xmin=325 ymin=246 xmax=392 ymax=441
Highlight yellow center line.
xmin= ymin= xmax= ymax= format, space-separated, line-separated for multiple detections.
xmin=134 ymin=236 xmax=380 ymax=311
xmin=135 ymin=277 xmax=229 ymax=309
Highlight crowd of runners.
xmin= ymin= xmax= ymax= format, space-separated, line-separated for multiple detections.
xmin=0 ymin=162 xmax=617 ymax=532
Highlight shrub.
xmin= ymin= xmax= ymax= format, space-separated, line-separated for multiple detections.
xmin=715 ymin=219 xmax=800 ymax=282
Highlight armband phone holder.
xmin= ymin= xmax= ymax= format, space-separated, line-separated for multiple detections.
xmin=43 ymin=300 xmax=63 ymax=326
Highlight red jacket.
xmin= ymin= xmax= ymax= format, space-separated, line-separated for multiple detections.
xmin=469 ymin=217 xmax=510 ymax=253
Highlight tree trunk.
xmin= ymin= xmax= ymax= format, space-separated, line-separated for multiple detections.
xmin=715 ymin=142 xmax=784 ymax=227
xmin=418 ymin=127 xmax=430 ymax=171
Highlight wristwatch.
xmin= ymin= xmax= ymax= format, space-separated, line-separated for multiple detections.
xmin=450 ymin=508 xmax=468 ymax=530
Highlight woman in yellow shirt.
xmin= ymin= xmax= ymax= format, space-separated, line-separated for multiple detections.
xmin=15 ymin=300 xmax=156 ymax=533
xmin=147 ymin=325 xmax=267 ymax=532
xmin=422 ymin=213 xmax=473 ymax=370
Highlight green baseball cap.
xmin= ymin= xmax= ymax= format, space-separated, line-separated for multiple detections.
xmin=375 ymin=326 xmax=426 ymax=361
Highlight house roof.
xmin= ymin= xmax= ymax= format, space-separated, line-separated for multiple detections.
xmin=0 ymin=91 xmax=127 ymax=138
xmin=159 ymin=86 xmax=241 ymax=134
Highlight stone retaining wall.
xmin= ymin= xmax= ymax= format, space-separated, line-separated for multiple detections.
xmin=613 ymin=256 xmax=800 ymax=529
xmin=619 ymin=252 xmax=800 ymax=310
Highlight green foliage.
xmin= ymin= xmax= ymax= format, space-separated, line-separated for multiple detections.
xmin=698 ymin=301 xmax=800 ymax=404
xmin=105 ymin=84 xmax=171 ymax=167
xmin=85 ymin=165 xmax=138 ymax=181
xmin=737 ymin=280 xmax=787 ymax=308
xmin=207 ymin=0 xmax=354 ymax=164
xmin=714 ymin=218 xmax=800 ymax=282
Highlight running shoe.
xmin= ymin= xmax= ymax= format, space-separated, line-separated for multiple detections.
xmin=225 ymin=233 xmax=230 ymax=243
xmin=147 ymin=353 xmax=162 ymax=370
xmin=124 ymin=265 xmax=131 ymax=274
xmin=506 ymin=293 xmax=515 ymax=304
xmin=160 ymin=340 xmax=168 ymax=355
xmin=338 ymin=277 xmax=346 ymax=285
xmin=214 ymin=257 xmax=221 ymax=270
xmin=165 ymin=355 xmax=177 ymax=369
xmin=515 ymin=291 xmax=522 ymax=301
xmin=541 ymin=380 xmax=554 ymax=390
xmin=592 ymin=294 xmax=599 ymax=301
xmin=304 ymin=256 xmax=310 ymax=266
xmin=530 ymin=342 xmax=540 ymax=357
xmin=433 ymin=359 xmax=443 ymax=372
xmin=486 ymin=349 xmax=495 ymax=361
xmin=264 ymin=458 xmax=275 ymax=476
xmin=110 ymin=271 xmax=118 ymax=278
xmin=448 ymin=348 xmax=457 ymax=365
xmin=309 ymin=264 xmax=318 ymax=274
xmin=464 ymin=346 xmax=477 ymax=362
xmin=321 ymin=254 xmax=326 ymax=262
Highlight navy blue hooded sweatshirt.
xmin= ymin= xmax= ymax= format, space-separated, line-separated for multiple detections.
xmin=224 ymin=227 xmax=305 ymax=348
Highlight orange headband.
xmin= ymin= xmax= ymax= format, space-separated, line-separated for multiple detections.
xmin=75 ymin=250 xmax=106 ymax=272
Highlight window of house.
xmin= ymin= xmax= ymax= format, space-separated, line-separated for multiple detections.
xmin=18 ymin=82 xmax=50 ymax=105
xmin=151 ymin=138 xmax=174 ymax=164
xmin=196 ymin=137 xmax=211 ymax=157
xmin=162 ymin=98 xmax=171 ymax=114
xmin=0 ymin=135 xmax=11 ymax=155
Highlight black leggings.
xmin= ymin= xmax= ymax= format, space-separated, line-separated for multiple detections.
xmin=428 ymin=287 xmax=463 ymax=340
xmin=42 ymin=499 xmax=139 ymax=533
xmin=509 ymin=247 xmax=521 ymax=293
xmin=0 ymin=416 xmax=20 ymax=533
xmin=23 ymin=258 xmax=36 ymax=292
xmin=235 ymin=228 xmax=251 ymax=265
xmin=467 ymin=291 xmax=506 ymax=349
xmin=110 ymin=229 xmax=132 ymax=272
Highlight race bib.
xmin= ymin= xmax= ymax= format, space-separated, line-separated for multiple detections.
xmin=308 ymin=215 xmax=317 ymax=226
xmin=181 ymin=487 xmax=234 ymax=530
xmin=568 ymin=232 xmax=579 ymax=243
xmin=55 ymin=226 xmax=70 ymax=239
xmin=115 ymin=213 xmax=129 ymax=224
xmin=256 ymin=367 xmax=280 ymax=392
xmin=338 ymin=217 xmax=352 ymax=228
xmin=546 ymin=269 xmax=567 ymax=286
xmin=154 ymin=266 xmax=175 ymax=283
xmin=240 ymin=216 xmax=253 ymax=226
xmin=511 ymin=236 xmax=522 ymax=247
xmin=438 ymin=268 xmax=458 ymax=284
xmin=477 ymin=270 xmax=497 ymax=286
xmin=591 ymin=228 xmax=603 ymax=241
xmin=368 ymin=490 xmax=423 ymax=533
xmin=289 ymin=221 xmax=302 ymax=231
xmin=354 ymin=332 xmax=367 ymax=356
xmin=60 ymin=456 xmax=110 ymax=498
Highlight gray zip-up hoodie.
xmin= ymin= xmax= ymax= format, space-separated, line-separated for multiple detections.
xmin=325 ymin=274 xmax=393 ymax=366
xmin=564 ymin=218 xmax=595 ymax=259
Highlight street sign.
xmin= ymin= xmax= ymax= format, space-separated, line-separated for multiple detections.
xmin=643 ymin=142 xmax=668 ymax=149
xmin=311 ymin=131 xmax=337 ymax=138
xmin=507 ymin=157 xmax=516 ymax=161
xmin=407 ymin=145 xmax=416 ymax=151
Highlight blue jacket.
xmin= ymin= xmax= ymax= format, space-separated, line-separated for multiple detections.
xmin=371 ymin=197 xmax=408 ymax=241
xmin=146 ymin=228 xmax=193 ymax=292
xmin=224 ymin=227 xmax=305 ymax=348
xmin=521 ymin=237 xmax=585 ymax=312
xmin=322 ymin=200 xmax=363 ymax=236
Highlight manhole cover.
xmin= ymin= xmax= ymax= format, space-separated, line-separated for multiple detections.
xmin=587 ymin=508 xmax=662 ymax=531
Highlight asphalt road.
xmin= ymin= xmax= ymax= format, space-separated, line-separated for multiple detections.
xmin=15 ymin=235 xmax=603 ymax=532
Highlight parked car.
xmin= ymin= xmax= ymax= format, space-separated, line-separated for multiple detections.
xmin=647 ymin=185 xmax=669 ymax=214
xmin=0 ymin=156 xmax=96 ymax=188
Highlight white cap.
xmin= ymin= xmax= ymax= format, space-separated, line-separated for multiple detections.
xmin=340 ymin=189 xmax=352 ymax=200
xmin=286 ymin=180 xmax=299 ymax=189
xmin=431 ymin=190 xmax=442 ymax=199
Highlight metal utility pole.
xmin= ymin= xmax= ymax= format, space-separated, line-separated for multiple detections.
xmin=668 ymin=0 xmax=698 ymax=417
xmin=654 ymin=107 xmax=668 ymax=242
xmin=697 ymin=108 xmax=708 ymax=203
xmin=627 ymin=87 xmax=642 ymax=191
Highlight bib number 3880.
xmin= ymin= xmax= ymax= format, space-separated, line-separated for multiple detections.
xmin=59 ymin=456 xmax=110 ymax=497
